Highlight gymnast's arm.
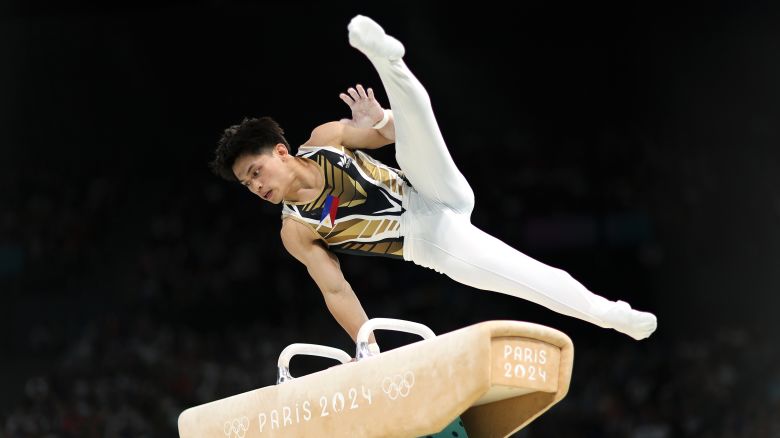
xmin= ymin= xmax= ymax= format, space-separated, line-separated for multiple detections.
xmin=305 ymin=120 xmax=395 ymax=150
xmin=280 ymin=218 xmax=376 ymax=344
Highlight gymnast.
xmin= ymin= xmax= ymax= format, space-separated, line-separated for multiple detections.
xmin=209 ymin=15 xmax=657 ymax=352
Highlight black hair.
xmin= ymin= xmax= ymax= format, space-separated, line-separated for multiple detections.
xmin=209 ymin=117 xmax=291 ymax=182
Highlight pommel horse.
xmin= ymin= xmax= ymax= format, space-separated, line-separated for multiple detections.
xmin=178 ymin=319 xmax=574 ymax=438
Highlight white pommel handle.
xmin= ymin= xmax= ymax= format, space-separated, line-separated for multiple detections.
xmin=355 ymin=318 xmax=436 ymax=361
xmin=276 ymin=343 xmax=353 ymax=384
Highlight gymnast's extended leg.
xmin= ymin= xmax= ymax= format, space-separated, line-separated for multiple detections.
xmin=405 ymin=210 xmax=656 ymax=340
xmin=347 ymin=15 xmax=656 ymax=340
xmin=348 ymin=15 xmax=475 ymax=216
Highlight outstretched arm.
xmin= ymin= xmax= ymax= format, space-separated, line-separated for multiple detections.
xmin=280 ymin=218 xmax=377 ymax=345
xmin=338 ymin=84 xmax=395 ymax=142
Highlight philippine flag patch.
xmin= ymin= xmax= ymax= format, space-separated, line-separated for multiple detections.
xmin=320 ymin=195 xmax=340 ymax=227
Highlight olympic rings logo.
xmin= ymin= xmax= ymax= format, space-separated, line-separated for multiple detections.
xmin=382 ymin=371 xmax=415 ymax=400
xmin=223 ymin=416 xmax=249 ymax=438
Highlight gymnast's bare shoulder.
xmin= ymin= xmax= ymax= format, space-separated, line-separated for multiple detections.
xmin=280 ymin=217 xmax=347 ymax=295
xmin=280 ymin=217 xmax=319 ymax=252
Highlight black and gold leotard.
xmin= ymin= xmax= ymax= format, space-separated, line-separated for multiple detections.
xmin=281 ymin=145 xmax=409 ymax=259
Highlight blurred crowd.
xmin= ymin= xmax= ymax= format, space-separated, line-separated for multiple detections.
xmin=1 ymin=130 xmax=777 ymax=438
xmin=3 ymin=2 xmax=778 ymax=436
xmin=2 ymin=314 xmax=778 ymax=437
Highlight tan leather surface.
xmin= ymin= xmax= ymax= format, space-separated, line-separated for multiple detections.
xmin=179 ymin=320 xmax=573 ymax=438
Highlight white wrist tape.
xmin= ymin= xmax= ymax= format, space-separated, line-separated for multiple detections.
xmin=367 ymin=342 xmax=381 ymax=355
xmin=372 ymin=109 xmax=392 ymax=129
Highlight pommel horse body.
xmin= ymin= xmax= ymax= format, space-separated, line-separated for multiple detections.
xmin=178 ymin=319 xmax=574 ymax=438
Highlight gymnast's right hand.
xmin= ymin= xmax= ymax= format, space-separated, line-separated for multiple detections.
xmin=338 ymin=84 xmax=386 ymax=128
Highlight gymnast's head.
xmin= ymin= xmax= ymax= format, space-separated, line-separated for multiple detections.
xmin=210 ymin=116 xmax=294 ymax=204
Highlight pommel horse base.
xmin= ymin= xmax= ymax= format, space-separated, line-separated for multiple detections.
xmin=178 ymin=319 xmax=574 ymax=438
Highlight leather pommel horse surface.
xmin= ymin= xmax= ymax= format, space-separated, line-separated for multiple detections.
xmin=178 ymin=320 xmax=574 ymax=438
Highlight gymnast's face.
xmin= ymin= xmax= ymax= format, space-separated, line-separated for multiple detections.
xmin=232 ymin=144 xmax=291 ymax=204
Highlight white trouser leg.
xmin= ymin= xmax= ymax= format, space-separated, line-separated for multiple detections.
xmin=403 ymin=197 xmax=657 ymax=340
xmin=349 ymin=16 xmax=474 ymax=215
xmin=350 ymin=15 xmax=656 ymax=341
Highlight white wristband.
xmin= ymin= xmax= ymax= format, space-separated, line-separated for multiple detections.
xmin=367 ymin=342 xmax=381 ymax=355
xmin=372 ymin=109 xmax=392 ymax=129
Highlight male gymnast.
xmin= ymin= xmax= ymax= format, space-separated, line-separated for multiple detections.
xmin=209 ymin=16 xmax=657 ymax=351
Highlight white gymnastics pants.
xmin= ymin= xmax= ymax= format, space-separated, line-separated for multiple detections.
xmin=366 ymin=54 xmax=623 ymax=331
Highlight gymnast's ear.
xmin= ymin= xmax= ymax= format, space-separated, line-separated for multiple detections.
xmin=274 ymin=143 xmax=290 ymax=156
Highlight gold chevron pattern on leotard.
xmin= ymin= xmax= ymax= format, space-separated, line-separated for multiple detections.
xmin=281 ymin=145 xmax=408 ymax=259
xmin=297 ymin=153 xmax=367 ymax=212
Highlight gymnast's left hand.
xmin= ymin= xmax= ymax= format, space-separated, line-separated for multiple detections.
xmin=338 ymin=84 xmax=385 ymax=128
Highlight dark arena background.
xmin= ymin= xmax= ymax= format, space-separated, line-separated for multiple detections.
xmin=2 ymin=1 xmax=779 ymax=436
